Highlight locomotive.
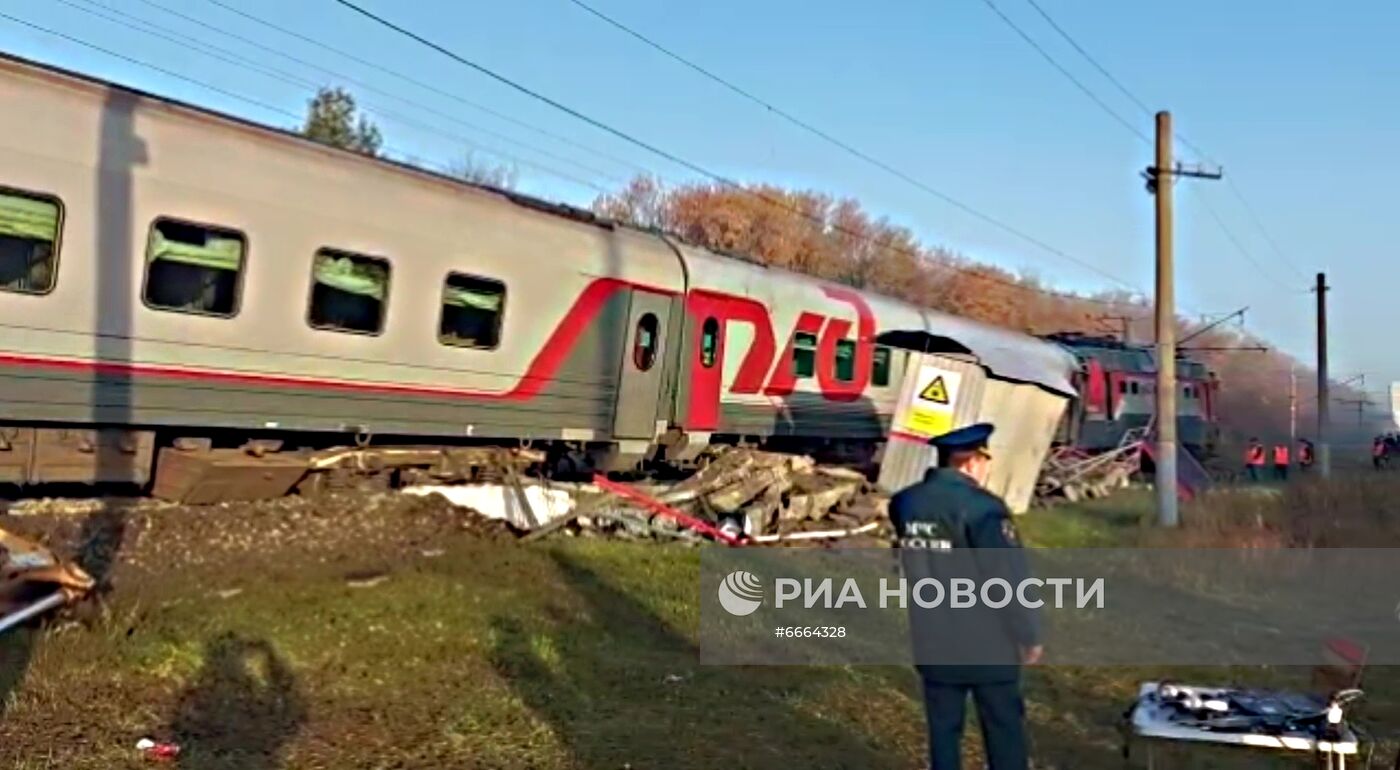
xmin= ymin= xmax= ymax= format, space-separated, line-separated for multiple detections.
xmin=0 ymin=52 xmax=1081 ymax=491
xmin=1046 ymin=333 xmax=1220 ymax=458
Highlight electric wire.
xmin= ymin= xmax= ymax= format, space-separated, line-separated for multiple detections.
xmin=328 ymin=0 xmax=1151 ymax=305
xmin=41 ymin=0 xmax=614 ymax=193
xmin=978 ymin=0 xmax=1152 ymax=144
xmin=565 ymin=0 xmax=1140 ymax=293
xmin=193 ymin=0 xmax=649 ymax=179
xmin=1007 ymin=0 xmax=1310 ymax=287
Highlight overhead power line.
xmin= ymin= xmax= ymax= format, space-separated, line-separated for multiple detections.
xmin=67 ymin=0 xmax=622 ymax=187
xmin=1224 ymin=176 xmax=1308 ymax=282
xmin=45 ymin=0 xmax=615 ymax=192
xmin=0 ymin=10 xmax=290 ymax=116
xmin=0 ymin=9 xmax=608 ymax=196
xmin=190 ymin=0 xmax=648 ymax=180
xmin=1005 ymin=0 xmax=1310 ymax=287
xmin=1021 ymin=0 xmax=1150 ymax=117
xmin=977 ymin=0 xmax=1150 ymax=144
xmin=331 ymin=0 xmax=1144 ymax=297
xmin=980 ymin=0 xmax=1306 ymax=292
xmin=565 ymin=0 xmax=1140 ymax=293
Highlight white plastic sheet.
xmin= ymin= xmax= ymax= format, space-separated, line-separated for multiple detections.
xmin=401 ymin=484 xmax=576 ymax=530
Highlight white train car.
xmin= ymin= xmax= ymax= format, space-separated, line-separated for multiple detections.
xmin=0 ymin=52 xmax=1074 ymax=490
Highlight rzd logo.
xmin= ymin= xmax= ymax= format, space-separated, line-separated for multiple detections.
xmin=717 ymin=571 xmax=764 ymax=616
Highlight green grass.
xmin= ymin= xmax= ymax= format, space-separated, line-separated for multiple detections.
xmin=1020 ymin=490 xmax=1155 ymax=547
xmin=3 ymin=484 xmax=1398 ymax=768
xmin=0 ymin=539 xmax=930 ymax=769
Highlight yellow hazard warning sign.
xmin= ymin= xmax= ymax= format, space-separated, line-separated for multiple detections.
xmin=900 ymin=366 xmax=962 ymax=437
xmin=919 ymin=376 xmax=951 ymax=404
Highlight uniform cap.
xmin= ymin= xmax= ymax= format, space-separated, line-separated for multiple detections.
xmin=929 ymin=422 xmax=995 ymax=454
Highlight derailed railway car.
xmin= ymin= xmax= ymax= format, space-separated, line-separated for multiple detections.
xmin=0 ymin=53 xmax=1076 ymax=492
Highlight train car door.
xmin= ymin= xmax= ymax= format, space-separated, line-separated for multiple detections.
xmin=612 ymin=290 xmax=672 ymax=439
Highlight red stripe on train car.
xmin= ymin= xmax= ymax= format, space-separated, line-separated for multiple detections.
xmin=0 ymin=277 xmax=676 ymax=401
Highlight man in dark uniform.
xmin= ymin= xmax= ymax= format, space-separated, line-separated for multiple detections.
xmin=1297 ymin=438 xmax=1315 ymax=473
xmin=889 ymin=422 xmax=1041 ymax=770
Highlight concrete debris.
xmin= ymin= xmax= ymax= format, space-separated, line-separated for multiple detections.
xmin=542 ymin=447 xmax=889 ymax=546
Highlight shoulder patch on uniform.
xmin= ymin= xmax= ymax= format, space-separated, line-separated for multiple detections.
xmin=1001 ymin=517 xmax=1020 ymax=545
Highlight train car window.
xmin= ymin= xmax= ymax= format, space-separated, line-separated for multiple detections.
xmin=308 ymin=249 xmax=390 ymax=335
xmin=871 ymin=345 xmax=892 ymax=387
xmin=793 ymin=332 xmax=817 ymax=378
xmin=835 ymin=339 xmax=856 ymax=382
xmin=1117 ymin=380 xmax=1127 ymax=394
xmin=142 ymin=218 xmax=245 ymax=317
xmin=439 ymin=273 xmax=505 ymax=350
xmin=0 ymin=188 xmax=62 ymax=295
xmin=633 ymin=313 xmax=659 ymax=371
xmin=1130 ymin=381 xmax=1140 ymax=395
xmin=700 ymin=317 xmax=719 ymax=368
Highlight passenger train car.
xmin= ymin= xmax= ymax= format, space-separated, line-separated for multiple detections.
xmin=0 ymin=53 xmax=1077 ymax=486
xmin=1046 ymin=333 xmax=1219 ymax=458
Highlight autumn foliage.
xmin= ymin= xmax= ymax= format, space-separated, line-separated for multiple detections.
xmin=594 ymin=175 xmax=1382 ymax=453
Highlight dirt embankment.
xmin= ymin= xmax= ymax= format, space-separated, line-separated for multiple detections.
xmin=1 ymin=491 xmax=516 ymax=589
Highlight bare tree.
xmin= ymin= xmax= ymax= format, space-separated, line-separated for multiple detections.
xmin=449 ymin=151 xmax=518 ymax=190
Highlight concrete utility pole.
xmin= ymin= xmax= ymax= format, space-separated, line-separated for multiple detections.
xmin=1145 ymin=111 xmax=1222 ymax=527
xmin=1316 ymin=272 xmax=1331 ymax=477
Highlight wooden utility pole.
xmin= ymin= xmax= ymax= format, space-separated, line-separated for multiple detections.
xmin=1144 ymin=112 xmax=1221 ymax=527
xmin=1152 ymin=112 xmax=1178 ymax=527
xmin=1316 ymin=272 xmax=1331 ymax=477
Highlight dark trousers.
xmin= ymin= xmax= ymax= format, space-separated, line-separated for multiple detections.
xmin=1273 ymin=463 xmax=1288 ymax=480
xmin=1246 ymin=465 xmax=1261 ymax=482
xmin=922 ymin=679 xmax=1028 ymax=770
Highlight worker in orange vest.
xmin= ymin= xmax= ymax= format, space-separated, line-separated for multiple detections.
xmin=1244 ymin=438 xmax=1266 ymax=482
xmin=1272 ymin=443 xmax=1290 ymax=481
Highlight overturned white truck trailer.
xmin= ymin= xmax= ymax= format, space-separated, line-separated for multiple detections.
xmin=876 ymin=327 xmax=1079 ymax=513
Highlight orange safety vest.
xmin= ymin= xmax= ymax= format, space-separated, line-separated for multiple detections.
xmin=1245 ymin=445 xmax=1265 ymax=465
xmin=1374 ymin=441 xmax=1387 ymax=457
xmin=1273 ymin=445 xmax=1289 ymax=465
xmin=1299 ymin=444 xmax=1314 ymax=464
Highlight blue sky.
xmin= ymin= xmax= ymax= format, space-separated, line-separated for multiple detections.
xmin=2 ymin=0 xmax=1396 ymax=412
